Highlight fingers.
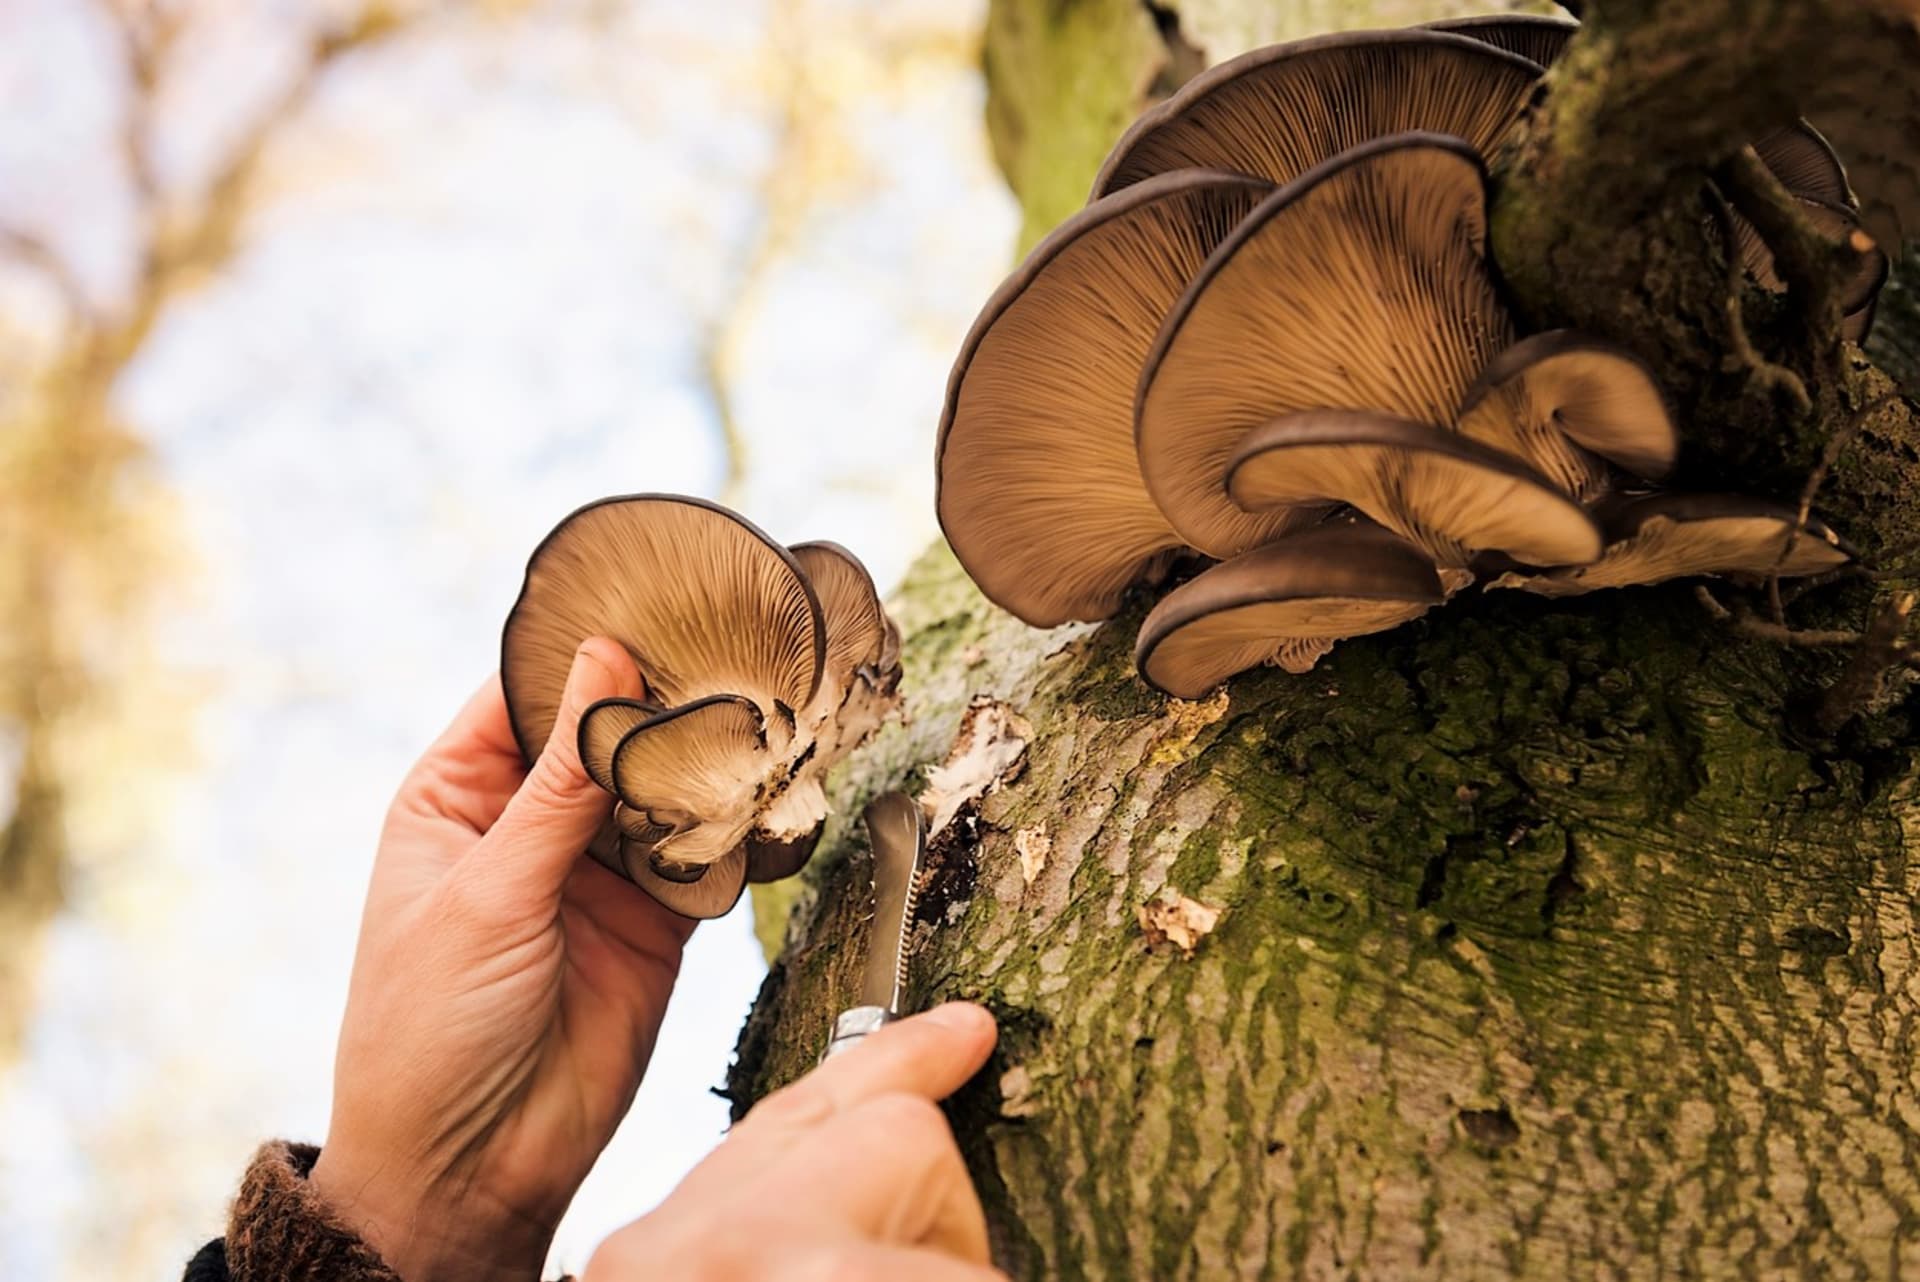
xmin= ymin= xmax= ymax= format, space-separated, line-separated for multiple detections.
xmin=469 ymin=637 xmax=644 ymax=902
xmin=791 ymin=1245 xmax=1009 ymax=1282
xmin=777 ymin=1093 xmax=992 ymax=1263
xmin=741 ymin=1004 xmax=999 ymax=1137
xmin=587 ymin=1005 xmax=1004 ymax=1281
xmin=680 ymin=1004 xmax=996 ymax=1201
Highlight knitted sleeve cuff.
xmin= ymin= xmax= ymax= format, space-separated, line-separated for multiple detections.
xmin=220 ymin=1140 xmax=404 ymax=1282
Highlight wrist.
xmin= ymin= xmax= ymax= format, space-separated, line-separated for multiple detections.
xmin=308 ymin=1147 xmax=555 ymax=1282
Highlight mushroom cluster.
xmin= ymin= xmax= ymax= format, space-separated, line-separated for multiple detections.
xmin=936 ymin=18 xmax=1873 ymax=700
xmin=500 ymin=494 xmax=902 ymax=918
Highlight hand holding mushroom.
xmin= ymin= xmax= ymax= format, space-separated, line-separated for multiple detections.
xmin=936 ymin=19 xmax=1872 ymax=698
xmin=310 ymin=643 xmax=694 ymax=1282
xmin=502 ymin=494 xmax=903 ymax=918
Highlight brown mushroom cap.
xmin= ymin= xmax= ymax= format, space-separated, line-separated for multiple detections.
xmin=1092 ymin=29 xmax=1542 ymax=198
xmin=1136 ymin=132 xmax=1501 ymax=560
xmin=576 ymin=696 xmax=666 ymax=791
xmin=627 ymin=842 xmax=749 ymax=920
xmin=1490 ymin=492 xmax=1852 ymax=597
xmin=608 ymin=693 xmax=767 ymax=863
xmin=1134 ymin=520 xmax=1446 ymax=698
xmin=745 ymin=827 xmax=824 ymax=885
xmin=1225 ymin=410 xmax=1602 ymax=568
xmin=790 ymin=540 xmax=891 ymax=677
xmin=1456 ymin=331 xmax=1679 ymax=484
xmin=937 ymin=170 xmax=1273 ymax=625
xmin=1421 ymin=14 xmax=1577 ymax=67
xmin=501 ymin=494 xmax=825 ymax=764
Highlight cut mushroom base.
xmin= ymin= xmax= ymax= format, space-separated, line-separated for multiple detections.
xmin=1224 ymin=410 xmax=1603 ymax=568
xmin=936 ymin=169 xmax=1274 ymax=626
xmin=1135 ymin=521 xmax=1447 ymax=699
xmin=1135 ymin=131 xmax=1506 ymax=560
xmin=1489 ymin=493 xmax=1853 ymax=598
xmin=1091 ymin=28 xmax=1545 ymax=197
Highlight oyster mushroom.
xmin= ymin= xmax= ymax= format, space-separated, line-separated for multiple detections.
xmin=1135 ymin=132 xmax=1504 ymax=560
xmin=1225 ymin=410 xmax=1602 ymax=568
xmin=1135 ymin=520 xmax=1446 ymax=699
xmin=937 ymin=170 xmax=1271 ymax=625
xmin=1092 ymin=28 xmax=1544 ymax=198
xmin=1455 ymin=331 xmax=1679 ymax=484
xmin=1490 ymin=493 xmax=1853 ymax=598
xmin=500 ymin=494 xmax=901 ymax=918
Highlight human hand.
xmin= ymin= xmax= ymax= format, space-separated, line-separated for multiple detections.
xmin=584 ymin=1002 xmax=1007 ymax=1282
xmin=311 ymin=638 xmax=697 ymax=1282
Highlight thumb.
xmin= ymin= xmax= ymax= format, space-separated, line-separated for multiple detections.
xmin=472 ymin=636 xmax=643 ymax=903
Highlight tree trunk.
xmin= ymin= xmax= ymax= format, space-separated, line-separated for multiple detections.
xmin=732 ymin=2 xmax=1920 ymax=1277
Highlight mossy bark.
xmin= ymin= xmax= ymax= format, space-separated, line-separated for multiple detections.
xmin=735 ymin=2 xmax=1920 ymax=1277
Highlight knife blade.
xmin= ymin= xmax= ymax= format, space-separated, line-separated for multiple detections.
xmin=823 ymin=789 xmax=926 ymax=1058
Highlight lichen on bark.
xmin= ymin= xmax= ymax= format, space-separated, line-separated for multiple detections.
xmin=734 ymin=1 xmax=1920 ymax=1276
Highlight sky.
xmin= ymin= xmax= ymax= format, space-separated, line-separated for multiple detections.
xmin=0 ymin=0 xmax=1016 ymax=1274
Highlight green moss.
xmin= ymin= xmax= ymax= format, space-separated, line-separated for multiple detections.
xmin=983 ymin=0 xmax=1166 ymax=252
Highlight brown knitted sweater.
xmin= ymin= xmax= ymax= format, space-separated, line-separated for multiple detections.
xmin=183 ymin=1142 xmax=572 ymax=1282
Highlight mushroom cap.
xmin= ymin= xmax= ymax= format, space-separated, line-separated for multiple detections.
xmin=1092 ymin=28 xmax=1543 ymax=198
xmin=1421 ymin=14 xmax=1577 ymax=67
xmin=1134 ymin=520 xmax=1446 ymax=698
xmin=627 ymin=842 xmax=749 ymax=920
xmin=1457 ymin=330 xmax=1679 ymax=483
xmin=608 ymin=692 xmax=767 ymax=864
xmin=576 ymin=696 xmax=666 ymax=792
xmin=1136 ymin=132 xmax=1501 ymax=560
xmin=1491 ymin=492 xmax=1852 ymax=597
xmin=790 ymin=540 xmax=892 ymax=678
xmin=501 ymin=494 xmax=825 ymax=764
xmin=746 ymin=826 xmax=823 ymax=885
xmin=936 ymin=170 xmax=1272 ymax=626
xmin=1225 ymin=410 xmax=1602 ymax=568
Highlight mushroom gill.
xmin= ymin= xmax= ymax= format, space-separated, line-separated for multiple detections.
xmin=1093 ymin=28 xmax=1544 ymax=198
xmin=1455 ymin=331 xmax=1678 ymax=486
xmin=937 ymin=170 xmax=1271 ymax=626
xmin=1225 ymin=410 xmax=1602 ymax=569
xmin=1136 ymin=132 xmax=1500 ymax=560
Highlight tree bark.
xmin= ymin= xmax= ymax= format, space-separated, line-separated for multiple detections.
xmin=733 ymin=2 xmax=1920 ymax=1277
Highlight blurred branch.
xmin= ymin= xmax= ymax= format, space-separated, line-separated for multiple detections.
xmin=0 ymin=225 xmax=91 ymax=326
xmin=0 ymin=0 xmax=432 ymax=1059
xmin=689 ymin=0 xmax=812 ymax=505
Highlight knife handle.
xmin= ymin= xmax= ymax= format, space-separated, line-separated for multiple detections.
xmin=823 ymin=1005 xmax=897 ymax=1060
